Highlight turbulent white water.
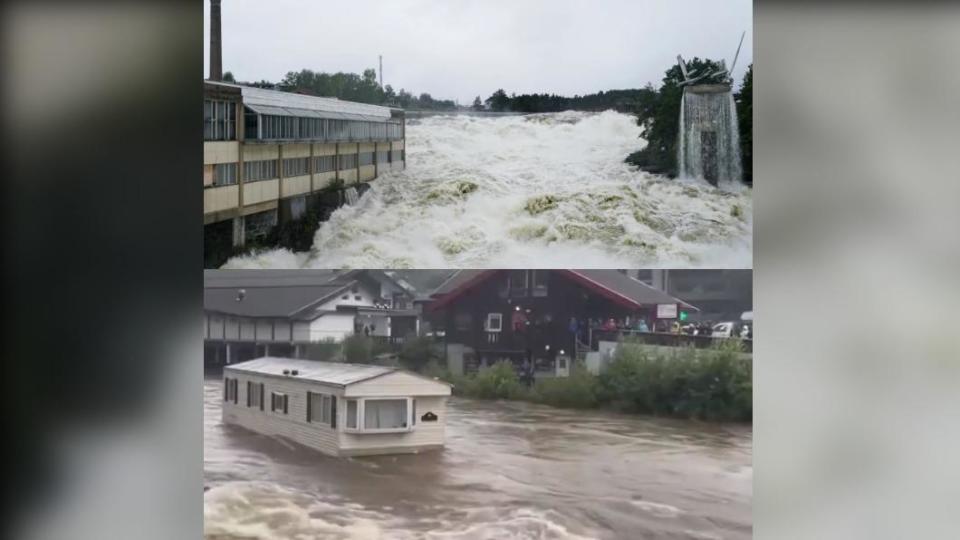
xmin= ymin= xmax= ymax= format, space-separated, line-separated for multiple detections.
xmin=226 ymin=111 xmax=751 ymax=269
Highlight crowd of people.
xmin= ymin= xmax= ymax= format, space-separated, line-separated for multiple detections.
xmin=568 ymin=316 xmax=753 ymax=341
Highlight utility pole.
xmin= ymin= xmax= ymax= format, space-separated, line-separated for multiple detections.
xmin=379 ymin=55 xmax=383 ymax=88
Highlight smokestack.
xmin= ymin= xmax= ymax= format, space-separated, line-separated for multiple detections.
xmin=209 ymin=0 xmax=223 ymax=81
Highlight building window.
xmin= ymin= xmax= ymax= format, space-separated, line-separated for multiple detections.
xmin=204 ymin=99 xmax=236 ymax=141
xmin=247 ymin=381 xmax=264 ymax=410
xmin=486 ymin=313 xmax=503 ymax=332
xmin=338 ymin=154 xmax=358 ymax=170
xmin=532 ymin=271 xmax=549 ymax=297
xmin=509 ymin=270 xmax=528 ymax=297
xmin=346 ymin=399 xmax=358 ymax=428
xmin=223 ymin=378 xmax=238 ymax=403
xmin=308 ymin=392 xmax=336 ymax=427
xmin=212 ymin=162 xmax=237 ymax=186
xmin=363 ymin=399 xmax=408 ymax=430
xmin=282 ymin=157 xmax=309 ymax=177
xmin=244 ymin=159 xmax=279 ymax=182
xmin=271 ymin=392 xmax=288 ymax=414
xmin=454 ymin=313 xmax=473 ymax=331
xmin=393 ymin=294 xmax=408 ymax=310
xmin=376 ymin=150 xmax=390 ymax=163
xmin=313 ymin=155 xmax=336 ymax=173
xmin=390 ymin=150 xmax=402 ymax=162
xmin=358 ymin=152 xmax=375 ymax=166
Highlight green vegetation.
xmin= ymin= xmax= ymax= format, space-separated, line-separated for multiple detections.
xmin=447 ymin=341 xmax=751 ymax=422
xmin=736 ymin=65 xmax=753 ymax=183
xmin=484 ymin=88 xmax=653 ymax=113
xmin=244 ymin=68 xmax=458 ymax=110
xmin=625 ymin=60 xmax=753 ymax=181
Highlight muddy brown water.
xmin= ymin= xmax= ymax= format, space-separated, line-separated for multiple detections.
xmin=204 ymin=379 xmax=751 ymax=539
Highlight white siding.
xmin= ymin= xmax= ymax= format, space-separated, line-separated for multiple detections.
xmin=345 ymin=371 xmax=452 ymax=398
xmin=274 ymin=320 xmax=292 ymax=342
xmin=339 ymin=396 xmax=448 ymax=455
xmin=221 ymin=371 xmax=344 ymax=457
xmin=308 ymin=313 xmax=356 ymax=342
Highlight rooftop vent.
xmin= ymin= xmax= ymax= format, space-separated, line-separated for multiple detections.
xmin=290 ymin=370 xmax=299 ymax=376
xmin=282 ymin=369 xmax=290 ymax=375
xmin=236 ymin=289 xmax=246 ymax=302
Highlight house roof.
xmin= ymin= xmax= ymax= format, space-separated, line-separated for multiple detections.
xmin=426 ymin=270 xmax=698 ymax=312
xmin=206 ymin=81 xmax=401 ymax=123
xmin=204 ymin=269 xmax=353 ymax=319
xmin=224 ymin=357 xmax=453 ymax=388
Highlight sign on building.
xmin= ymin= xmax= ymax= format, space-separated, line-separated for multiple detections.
xmin=657 ymin=303 xmax=678 ymax=319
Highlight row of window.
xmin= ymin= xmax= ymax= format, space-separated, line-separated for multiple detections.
xmin=255 ymin=115 xmax=402 ymax=142
xmin=212 ymin=163 xmax=237 ymax=186
xmin=207 ymin=152 xmax=402 ymax=188
xmin=223 ymin=377 xmax=419 ymax=431
xmin=204 ymin=99 xmax=237 ymax=141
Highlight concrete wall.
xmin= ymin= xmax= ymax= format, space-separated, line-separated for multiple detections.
xmin=282 ymin=175 xmax=311 ymax=198
xmin=359 ymin=165 xmax=376 ymax=182
xmin=243 ymin=179 xmax=280 ymax=206
xmin=204 ymin=185 xmax=239 ymax=214
xmin=204 ymin=141 xmax=239 ymax=164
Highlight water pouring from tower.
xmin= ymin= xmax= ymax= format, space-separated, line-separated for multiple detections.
xmin=676 ymin=32 xmax=746 ymax=186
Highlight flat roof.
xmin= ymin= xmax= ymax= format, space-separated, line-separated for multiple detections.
xmin=225 ymin=357 xmax=452 ymax=388
xmin=206 ymin=80 xmax=400 ymax=123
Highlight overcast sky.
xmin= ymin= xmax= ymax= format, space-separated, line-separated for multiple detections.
xmin=204 ymin=0 xmax=752 ymax=104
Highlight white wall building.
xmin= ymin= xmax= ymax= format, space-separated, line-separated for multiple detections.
xmin=222 ymin=357 xmax=451 ymax=456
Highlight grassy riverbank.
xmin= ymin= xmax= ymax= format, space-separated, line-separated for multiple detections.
xmin=443 ymin=341 xmax=752 ymax=422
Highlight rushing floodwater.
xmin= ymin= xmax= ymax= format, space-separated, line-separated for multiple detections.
xmin=225 ymin=111 xmax=752 ymax=269
xmin=204 ymin=380 xmax=752 ymax=539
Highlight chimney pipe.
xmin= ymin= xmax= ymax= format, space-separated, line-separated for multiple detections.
xmin=209 ymin=0 xmax=223 ymax=81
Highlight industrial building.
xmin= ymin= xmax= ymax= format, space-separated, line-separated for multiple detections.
xmin=203 ymin=81 xmax=406 ymax=250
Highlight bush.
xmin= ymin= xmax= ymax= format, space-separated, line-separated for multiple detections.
xmin=529 ymin=367 xmax=600 ymax=409
xmin=398 ymin=336 xmax=440 ymax=372
xmin=455 ymin=361 xmax=525 ymax=400
xmin=598 ymin=341 xmax=752 ymax=421
xmin=341 ymin=335 xmax=393 ymax=364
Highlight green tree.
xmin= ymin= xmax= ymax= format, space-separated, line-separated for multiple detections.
xmin=222 ymin=71 xmax=235 ymax=83
xmin=485 ymin=89 xmax=511 ymax=112
xmin=736 ymin=64 xmax=753 ymax=184
xmin=472 ymin=96 xmax=483 ymax=111
xmin=626 ymin=58 xmax=725 ymax=177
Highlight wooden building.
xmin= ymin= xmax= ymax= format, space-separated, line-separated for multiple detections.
xmin=425 ymin=270 xmax=697 ymax=376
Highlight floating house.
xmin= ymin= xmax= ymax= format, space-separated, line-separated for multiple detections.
xmin=222 ymin=357 xmax=452 ymax=457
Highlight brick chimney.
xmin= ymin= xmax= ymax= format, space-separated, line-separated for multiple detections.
xmin=209 ymin=0 xmax=223 ymax=80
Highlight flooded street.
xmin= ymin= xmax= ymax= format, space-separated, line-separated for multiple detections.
xmin=204 ymin=379 xmax=751 ymax=539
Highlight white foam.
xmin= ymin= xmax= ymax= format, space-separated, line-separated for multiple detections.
xmin=226 ymin=111 xmax=752 ymax=269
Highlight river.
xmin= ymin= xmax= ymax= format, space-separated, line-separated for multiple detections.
xmin=204 ymin=380 xmax=752 ymax=539
xmin=224 ymin=111 xmax=752 ymax=269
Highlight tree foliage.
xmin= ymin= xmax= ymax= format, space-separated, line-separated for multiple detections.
xmin=625 ymin=57 xmax=726 ymax=177
xmin=735 ymin=64 xmax=753 ymax=183
xmin=263 ymin=68 xmax=457 ymax=110
xmin=484 ymin=88 xmax=652 ymax=113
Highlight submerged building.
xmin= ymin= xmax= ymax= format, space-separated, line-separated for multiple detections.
xmin=203 ymin=81 xmax=406 ymax=252
xmin=678 ymin=84 xmax=742 ymax=185
xmin=223 ymin=358 xmax=451 ymax=456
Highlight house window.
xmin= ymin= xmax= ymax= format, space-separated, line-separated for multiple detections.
xmin=532 ymin=271 xmax=549 ymax=297
xmin=412 ymin=399 xmax=417 ymax=425
xmin=308 ymin=392 xmax=336 ymax=427
xmin=363 ymin=399 xmax=408 ymax=430
xmin=346 ymin=399 xmax=358 ymax=428
xmin=271 ymin=392 xmax=288 ymax=414
xmin=223 ymin=377 xmax=238 ymax=403
xmin=509 ymin=270 xmax=528 ymax=297
xmin=211 ymin=162 xmax=237 ymax=186
xmin=393 ymin=294 xmax=408 ymax=310
xmin=247 ymin=381 xmax=264 ymax=410
xmin=454 ymin=313 xmax=473 ymax=331
xmin=485 ymin=313 xmax=503 ymax=332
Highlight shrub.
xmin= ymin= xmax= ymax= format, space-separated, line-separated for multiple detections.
xmin=398 ymin=335 xmax=440 ymax=372
xmin=529 ymin=367 xmax=599 ymax=409
xmin=456 ymin=361 xmax=525 ymax=400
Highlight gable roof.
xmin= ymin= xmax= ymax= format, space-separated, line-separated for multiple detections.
xmin=426 ymin=270 xmax=698 ymax=312
xmin=204 ymin=269 xmax=354 ymax=319
xmin=224 ymin=357 xmax=453 ymax=388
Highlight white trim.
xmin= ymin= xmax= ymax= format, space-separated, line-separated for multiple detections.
xmin=485 ymin=312 xmax=503 ymax=332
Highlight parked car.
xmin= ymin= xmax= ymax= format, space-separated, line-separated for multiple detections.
xmin=711 ymin=322 xmax=737 ymax=338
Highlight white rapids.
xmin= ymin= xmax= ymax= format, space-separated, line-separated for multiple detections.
xmin=225 ymin=111 xmax=752 ymax=269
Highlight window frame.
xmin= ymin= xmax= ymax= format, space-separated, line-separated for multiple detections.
xmin=343 ymin=397 xmax=416 ymax=434
xmin=485 ymin=313 xmax=503 ymax=332
xmin=271 ymin=391 xmax=288 ymax=414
